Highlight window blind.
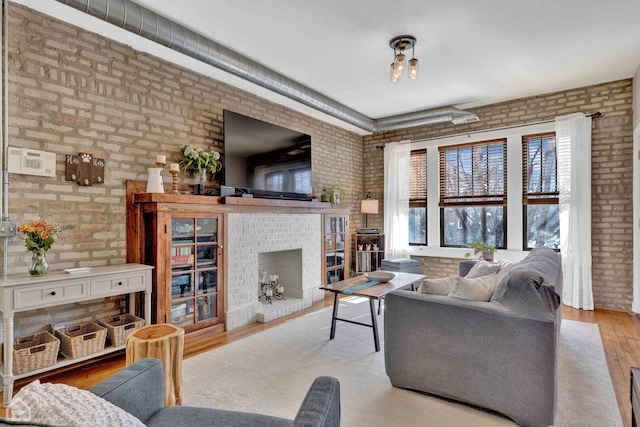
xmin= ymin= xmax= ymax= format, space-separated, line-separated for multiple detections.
xmin=291 ymin=168 xmax=312 ymax=194
xmin=522 ymin=133 xmax=558 ymax=204
xmin=409 ymin=149 xmax=427 ymax=208
xmin=439 ymin=139 xmax=507 ymax=207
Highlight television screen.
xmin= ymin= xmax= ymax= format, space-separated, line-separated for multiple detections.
xmin=223 ymin=110 xmax=312 ymax=196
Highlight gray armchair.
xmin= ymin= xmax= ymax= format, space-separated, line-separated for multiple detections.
xmin=94 ymin=358 xmax=340 ymax=427
xmin=1 ymin=358 xmax=341 ymax=427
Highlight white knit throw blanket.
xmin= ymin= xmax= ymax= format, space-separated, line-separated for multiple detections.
xmin=8 ymin=380 xmax=145 ymax=427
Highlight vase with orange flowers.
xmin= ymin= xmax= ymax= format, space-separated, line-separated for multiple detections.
xmin=17 ymin=220 xmax=61 ymax=276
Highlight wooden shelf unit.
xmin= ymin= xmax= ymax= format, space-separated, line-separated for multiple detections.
xmin=355 ymin=233 xmax=385 ymax=274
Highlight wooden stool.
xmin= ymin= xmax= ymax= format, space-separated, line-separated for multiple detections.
xmin=126 ymin=324 xmax=185 ymax=406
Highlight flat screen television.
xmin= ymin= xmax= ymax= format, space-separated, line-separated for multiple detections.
xmin=222 ymin=110 xmax=312 ymax=199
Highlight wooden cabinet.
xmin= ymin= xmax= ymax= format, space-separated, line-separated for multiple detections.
xmin=323 ymin=213 xmax=350 ymax=286
xmin=127 ymin=182 xmax=226 ymax=339
xmin=166 ymin=215 xmax=223 ymax=331
xmin=355 ymin=233 xmax=385 ymax=274
xmin=140 ymin=211 xmax=224 ymax=337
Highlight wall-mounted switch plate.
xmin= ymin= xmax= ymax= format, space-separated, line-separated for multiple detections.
xmin=0 ymin=221 xmax=17 ymax=238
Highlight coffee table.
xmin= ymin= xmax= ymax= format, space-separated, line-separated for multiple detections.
xmin=320 ymin=271 xmax=426 ymax=351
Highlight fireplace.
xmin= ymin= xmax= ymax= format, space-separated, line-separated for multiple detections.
xmin=225 ymin=213 xmax=324 ymax=329
xmin=258 ymin=249 xmax=302 ymax=298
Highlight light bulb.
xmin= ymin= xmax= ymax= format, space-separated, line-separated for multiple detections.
xmin=390 ymin=63 xmax=399 ymax=83
xmin=409 ymin=58 xmax=419 ymax=79
xmin=394 ymin=53 xmax=406 ymax=75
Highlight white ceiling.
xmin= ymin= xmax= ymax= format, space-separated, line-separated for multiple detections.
xmin=13 ymin=0 xmax=640 ymax=135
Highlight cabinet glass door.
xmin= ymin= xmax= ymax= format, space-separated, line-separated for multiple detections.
xmin=324 ymin=215 xmax=346 ymax=285
xmin=170 ymin=216 xmax=220 ymax=327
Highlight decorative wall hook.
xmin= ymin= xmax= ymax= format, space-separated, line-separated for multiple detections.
xmin=65 ymin=153 xmax=105 ymax=186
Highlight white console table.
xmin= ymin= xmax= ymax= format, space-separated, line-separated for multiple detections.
xmin=0 ymin=263 xmax=153 ymax=406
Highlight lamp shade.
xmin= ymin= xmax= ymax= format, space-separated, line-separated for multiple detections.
xmin=361 ymin=198 xmax=379 ymax=214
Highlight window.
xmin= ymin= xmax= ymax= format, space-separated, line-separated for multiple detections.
xmin=439 ymin=139 xmax=507 ymax=248
xmin=522 ymin=133 xmax=559 ymax=250
xmin=409 ymin=149 xmax=427 ymax=245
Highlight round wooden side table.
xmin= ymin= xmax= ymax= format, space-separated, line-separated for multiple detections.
xmin=125 ymin=323 xmax=185 ymax=406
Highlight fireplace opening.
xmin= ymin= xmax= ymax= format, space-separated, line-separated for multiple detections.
xmin=257 ymin=249 xmax=307 ymax=322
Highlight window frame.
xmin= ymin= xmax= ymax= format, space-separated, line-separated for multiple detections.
xmin=438 ymin=139 xmax=508 ymax=248
xmin=521 ymin=132 xmax=560 ymax=251
xmin=404 ymin=121 xmax=557 ymax=260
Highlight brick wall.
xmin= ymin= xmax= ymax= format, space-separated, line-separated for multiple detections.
xmin=364 ymin=80 xmax=634 ymax=310
xmin=5 ymin=5 xmax=364 ymax=276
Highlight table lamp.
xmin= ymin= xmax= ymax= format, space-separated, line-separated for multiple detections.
xmin=360 ymin=192 xmax=379 ymax=229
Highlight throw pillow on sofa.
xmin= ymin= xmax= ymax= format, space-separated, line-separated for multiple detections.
xmin=496 ymin=260 xmax=515 ymax=283
xmin=8 ymin=380 xmax=145 ymax=427
xmin=466 ymin=260 xmax=501 ymax=278
xmin=419 ymin=276 xmax=456 ymax=295
xmin=448 ymin=274 xmax=499 ymax=302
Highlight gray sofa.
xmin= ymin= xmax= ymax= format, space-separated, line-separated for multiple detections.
xmin=1 ymin=358 xmax=341 ymax=427
xmin=384 ymin=247 xmax=562 ymax=427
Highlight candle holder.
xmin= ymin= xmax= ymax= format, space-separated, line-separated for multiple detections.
xmin=155 ymin=161 xmax=166 ymax=169
xmin=258 ymin=277 xmax=286 ymax=305
xmin=169 ymin=170 xmax=180 ymax=194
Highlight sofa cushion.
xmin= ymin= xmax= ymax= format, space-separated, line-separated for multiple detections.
xmin=448 ymin=274 xmax=498 ymax=301
xmin=8 ymin=380 xmax=145 ymax=427
xmin=466 ymin=260 xmax=501 ymax=278
xmin=419 ymin=276 xmax=456 ymax=295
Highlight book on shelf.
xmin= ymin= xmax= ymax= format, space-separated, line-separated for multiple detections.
xmin=171 ymin=246 xmax=194 ymax=266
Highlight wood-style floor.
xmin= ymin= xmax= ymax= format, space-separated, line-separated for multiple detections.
xmin=1 ymin=299 xmax=638 ymax=426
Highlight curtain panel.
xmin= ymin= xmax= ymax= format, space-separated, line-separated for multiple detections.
xmin=384 ymin=141 xmax=411 ymax=259
xmin=556 ymin=113 xmax=593 ymax=310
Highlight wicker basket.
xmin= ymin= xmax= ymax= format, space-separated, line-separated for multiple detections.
xmin=13 ymin=331 xmax=60 ymax=375
xmin=55 ymin=322 xmax=107 ymax=359
xmin=98 ymin=314 xmax=145 ymax=347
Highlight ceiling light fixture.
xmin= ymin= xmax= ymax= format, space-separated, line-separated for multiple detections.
xmin=389 ymin=35 xmax=418 ymax=83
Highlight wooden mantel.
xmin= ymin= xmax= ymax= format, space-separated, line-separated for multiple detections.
xmin=126 ymin=180 xmax=351 ymax=212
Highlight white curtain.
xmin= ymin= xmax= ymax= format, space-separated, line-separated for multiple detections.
xmin=384 ymin=141 xmax=411 ymax=259
xmin=556 ymin=113 xmax=593 ymax=310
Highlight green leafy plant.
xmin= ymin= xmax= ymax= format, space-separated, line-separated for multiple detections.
xmin=322 ymin=186 xmax=346 ymax=205
xmin=177 ymin=144 xmax=220 ymax=174
xmin=464 ymin=242 xmax=496 ymax=258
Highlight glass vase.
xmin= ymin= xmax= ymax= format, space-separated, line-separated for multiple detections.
xmin=194 ymin=169 xmax=207 ymax=195
xmin=29 ymin=250 xmax=49 ymax=276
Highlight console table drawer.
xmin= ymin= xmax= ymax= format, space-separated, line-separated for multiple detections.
xmin=14 ymin=280 xmax=88 ymax=309
xmin=91 ymin=272 xmax=147 ymax=296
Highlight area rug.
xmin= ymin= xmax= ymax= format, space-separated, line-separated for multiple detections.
xmin=182 ymin=298 xmax=622 ymax=426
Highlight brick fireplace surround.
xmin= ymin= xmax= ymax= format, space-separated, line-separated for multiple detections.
xmin=226 ymin=212 xmax=324 ymax=329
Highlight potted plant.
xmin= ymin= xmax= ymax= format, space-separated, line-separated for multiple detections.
xmin=17 ymin=220 xmax=62 ymax=276
xmin=177 ymin=144 xmax=221 ymax=195
xmin=321 ymin=186 xmax=346 ymax=205
xmin=465 ymin=242 xmax=496 ymax=262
